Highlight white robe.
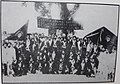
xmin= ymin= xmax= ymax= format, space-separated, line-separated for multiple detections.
xmin=2 ymin=46 xmax=16 ymax=64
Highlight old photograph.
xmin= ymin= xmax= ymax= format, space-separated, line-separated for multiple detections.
xmin=1 ymin=1 xmax=119 ymax=83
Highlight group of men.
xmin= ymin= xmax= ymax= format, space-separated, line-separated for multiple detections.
xmin=2 ymin=33 xmax=108 ymax=77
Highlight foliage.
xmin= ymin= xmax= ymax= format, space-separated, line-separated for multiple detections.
xmin=35 ymin=2 xmax=52 ymax=18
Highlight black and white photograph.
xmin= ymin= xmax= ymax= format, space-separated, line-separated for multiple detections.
xmin=1 ymin=0 xmax=119 ymax=83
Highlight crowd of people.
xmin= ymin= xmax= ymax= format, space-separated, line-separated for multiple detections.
xmin=2 ymin=32 xmax=115 ymax=79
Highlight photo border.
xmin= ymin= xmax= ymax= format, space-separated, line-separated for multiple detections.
xmin=1 ymin=0 xmax=120 ymax=83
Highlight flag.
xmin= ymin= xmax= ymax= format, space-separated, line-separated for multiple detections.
xmin=84 ymin=26 xmax=117 ymax=53
xmin=6 ymin=20 xmax=29 ymax=41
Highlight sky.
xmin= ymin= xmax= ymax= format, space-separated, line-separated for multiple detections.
xmin=1 ymin=1 xmax=119 ymax=38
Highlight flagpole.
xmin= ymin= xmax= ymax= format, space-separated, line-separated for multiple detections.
xmin=24 ymin=20 xmax=29 ymax=42
xmin=5 ymin=20 xmax=29 ymax=41
xmin=27 ymin=20 xmax=29 ymax=24
xmin=97 ymin=28 xmax=104 ymax=46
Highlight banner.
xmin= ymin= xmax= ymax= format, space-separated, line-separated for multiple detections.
xmin=84 ymin=27 xmax=117 ymax=53
xmin=37 ymin=17 xmax=83 ymax=30
xmin=6 ymin=21 xmax=29 ymax=41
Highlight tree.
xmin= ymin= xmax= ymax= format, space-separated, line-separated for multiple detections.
xmin=59 ymin=3 xmax=80 ymax=35
xmin=35 ymin=2 xmax=52 ymax=18
xmin=34 ymin=2 xmax=81 ymax=36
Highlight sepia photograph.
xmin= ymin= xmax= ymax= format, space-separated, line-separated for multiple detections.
xmin=1 ymin=0 xmax=119 ymax=83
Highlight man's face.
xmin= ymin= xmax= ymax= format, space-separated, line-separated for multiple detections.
xmin=106 ymin=36 xmax=111 ymax=42
xmin=8 ymin=43 xmax=11 ymax=48
xmin=67 ymin=36 xmax=70 ymax=39
xmin=49 ymin=37 xmax=51 ymax=40
xmin=3 ymin=44 xmax=7 ymax=48
xmin=73 ymin=37 xmax=76 ymax=41
xmin=58 ymin=37 xmax=60 ymax=41
xmin=13 ymin=42 xmax=17 ymax=47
